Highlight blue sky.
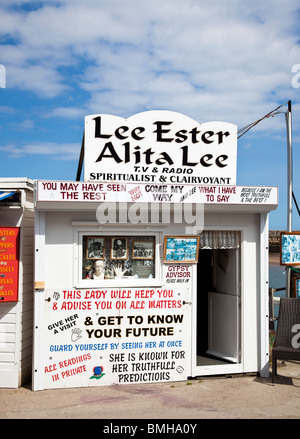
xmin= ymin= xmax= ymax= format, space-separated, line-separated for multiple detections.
xmin=0 ymin=0 xmax=300 ymax=230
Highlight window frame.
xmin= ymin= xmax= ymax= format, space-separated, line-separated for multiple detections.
xmin=74 ymin=229 xmax=163 ymax=288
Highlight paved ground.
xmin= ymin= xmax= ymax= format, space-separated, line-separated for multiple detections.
xmin=0 ymin=361 xmax=299 ymax=421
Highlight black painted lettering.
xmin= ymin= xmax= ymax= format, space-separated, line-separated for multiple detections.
xmin=200 ymin=154 xmax=213 ymax=167
xmin=215 ymin=154 xmax=228 ymax=167
xmin=217 ymin=131 xmax=230 ymax=143
xmin=175 ymin=129 xmax=188 ymax=143
xmin=154 ymin=121 xmax=173 ymax=142
xmin=201 ymin=130 xmax=214 ymax=144
xmin=132 ymin=127 xmax=145 ymax=140
xmin=189 ymin=127 xmax=200 ymax=143
xmin=115 ymin=126 xmax=129 ymax=140
xmin=95 ymin=142 xmax=122 ymax=163
xmin=181 ymin=145 xmax=197 ymax=166
xmin=155 ymin=152 xmax=174 ymax=165
xmin=94 ymin=116 xmax=111 ymax=139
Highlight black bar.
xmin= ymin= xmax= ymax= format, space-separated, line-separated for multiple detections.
xmin=76 ymin=133 xmax=85 ymax=181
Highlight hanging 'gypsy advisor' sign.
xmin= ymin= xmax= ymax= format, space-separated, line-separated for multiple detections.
xmin=84 ymin=111 xmax=237 ymax=185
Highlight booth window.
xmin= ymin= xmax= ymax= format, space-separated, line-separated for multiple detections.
xmin=82 ymin=235 xmax=156 ymax=281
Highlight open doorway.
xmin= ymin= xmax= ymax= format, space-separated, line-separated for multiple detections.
xmin=196 ymin=231 xmax=241 ymax=367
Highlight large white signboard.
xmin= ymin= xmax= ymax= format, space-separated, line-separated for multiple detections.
xmin=36 ymin=181 xmax=278 ymax=206
xmin=84 ymin=111 xmax=238 ymax=185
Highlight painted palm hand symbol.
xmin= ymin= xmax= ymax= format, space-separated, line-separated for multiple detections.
xmin=71 ymin=327 xmax=82 ymax=342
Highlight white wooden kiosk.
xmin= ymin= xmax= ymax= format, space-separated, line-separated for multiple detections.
xmin=0 ymin=178 xmax=34 ymax=388
xmin=32 ymin=111 xmax=278 ymax=390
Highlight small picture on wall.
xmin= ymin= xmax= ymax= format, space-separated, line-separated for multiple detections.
xmin=132 ymin=240 xmax=155 ymax=259
xmin=86 ymin=237 xmax=105 ymax=259
xmin=163 ymin=236 xmax=199 ymax=263
xmin=111 ymin=238 xmax=128 ymax=259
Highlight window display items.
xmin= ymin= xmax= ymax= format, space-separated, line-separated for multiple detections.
xmin=111 ymin=238 xmax=128 ymax=260
xmin=82 ymin=236 xmax=156 ymax=280
xmin=164 ymin=236 xmax=199 ymax=263
xmin=132 ymin=240 xmax=154 ymax=259
xmin=86 ymin=237 xmax=104 ymax=259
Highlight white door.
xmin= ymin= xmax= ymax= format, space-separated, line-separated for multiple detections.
xmin=207 ymin=291 xmax=239 ymax=362
xmin=207 ymin=248 xmax=240 ymax=362
xmin=192 ymin=246 xmax=242 ymax=377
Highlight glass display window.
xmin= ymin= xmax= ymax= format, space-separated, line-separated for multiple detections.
xmin=78 ymin=233 xmax=159 ymax=286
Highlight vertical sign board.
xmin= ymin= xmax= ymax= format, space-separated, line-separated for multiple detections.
xmin=0 ymin=227 xmax=20 ymax=302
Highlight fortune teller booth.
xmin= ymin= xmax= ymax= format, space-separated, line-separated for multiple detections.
xmin=32 ymin=111 xmax=278 ymax=390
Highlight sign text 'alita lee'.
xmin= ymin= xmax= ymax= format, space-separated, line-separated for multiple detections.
xmin=84 ymin=111 xmax=237 ymax=185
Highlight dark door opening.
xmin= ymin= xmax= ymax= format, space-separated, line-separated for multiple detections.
xmin=196 ymin=249 xmax=213 ymax=358
xmin=196 ymin=246 xmax=241 ymax=366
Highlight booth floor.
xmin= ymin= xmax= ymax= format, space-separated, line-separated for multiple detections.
xmin=0 ymin=361 xmax=299 ymax=420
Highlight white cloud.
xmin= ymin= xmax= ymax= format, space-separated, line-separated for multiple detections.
xmin=0 ymin=105 xmax=17 ymax=114
xmin=17 ymin=119 xmax=35 ymax=130
xmin=0 ymin=141 xmax=80 ymax=160
xmin=0 ymin=0 xmax=299 ymax=128
xmin=43 ymin=106 xmax=87 ymax=119
xmin=7 ymin=64 xmax=67 ymax=97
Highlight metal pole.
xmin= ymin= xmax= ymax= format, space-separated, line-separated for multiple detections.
xmin=285 ymin=100 xmax=293 ymax=297
xmin=76 ymin=133 xmax=85 ymax=181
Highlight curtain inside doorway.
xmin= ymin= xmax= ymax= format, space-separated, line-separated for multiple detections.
xmin=199 ymin=231 xmax=240 ymax=249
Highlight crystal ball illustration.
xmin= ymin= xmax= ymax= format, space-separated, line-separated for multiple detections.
xmin=93 ymin=366 xmax=103 ymax=376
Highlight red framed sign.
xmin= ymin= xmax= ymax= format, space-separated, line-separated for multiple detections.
xmin=0 ymin=227 xmax=20 ymax=302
